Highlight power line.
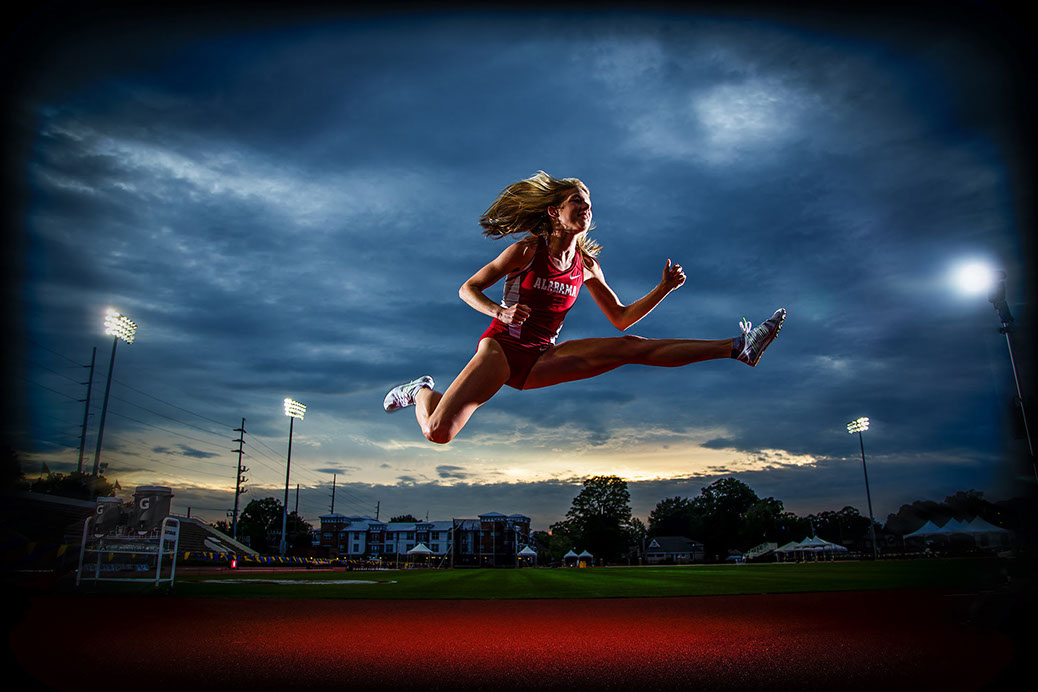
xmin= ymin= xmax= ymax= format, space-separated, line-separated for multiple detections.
xmin=111 ymin=376 xmax=234 ymax=429
xmin=27 ymin=358 xmax=87 ymax=384
xmin=26 ymin=339 xmax=89 ymax=367
xmin=242 ymin=451 xmax=290 ymax=477
xmin=249 ymin=434 xmax=287 ymax=460
xmin=21 ymin=376 xmax=84 ymax=403
xmin=101 ymin=408 xmax=231 ymax=454
xmin=106 ymin=392 xmax=228 ymax=438
xmin=116 ymin=453 xmax=233 ymax=481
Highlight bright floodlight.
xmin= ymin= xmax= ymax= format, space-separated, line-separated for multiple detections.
xmin=284 ymin=398 xmax=306 ymax=420
xmin=104 ymin=309 xmax=137 ymax=344
xmin=847 ymin=417 xmax=870 ymax=434
xmin=952 ymin=262 xmax=997 ymax=296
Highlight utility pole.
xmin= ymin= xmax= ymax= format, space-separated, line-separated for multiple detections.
xmin=376 ymin=501 xmax=380 ymax=521
xmin=232 ymin=418 xmax=248 ymax=540
xmin=330 ymin=473 xmax=336 ymax=514
xmin=295 ymin=483 xmax=300 ymax=515
xmin=77 ymin=347 xmax=96 ymax=474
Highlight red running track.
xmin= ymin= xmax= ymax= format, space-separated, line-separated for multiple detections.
xmin=5 ymin=590 xmax=1018 ymax=691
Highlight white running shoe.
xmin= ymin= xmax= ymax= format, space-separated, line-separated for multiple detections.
xmin=735 ymin=309 xmax=786 ymax=366
xmin=383 ymin=375 xmax=434 ymax=412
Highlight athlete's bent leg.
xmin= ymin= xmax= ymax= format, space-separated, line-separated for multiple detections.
xmin=416 ymin=338 xmax=511 ymax=444
xmin=524 ymin=335 xmax=733 ymax=390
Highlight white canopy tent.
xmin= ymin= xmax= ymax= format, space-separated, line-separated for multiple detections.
xmin=406 ymin=542 xmax=433 ymax=567
xmin=903 ymin=517 xmax=1013 ymax=549
xmin=407 ymin=542 xmax=432 ymax=555
xmin=775 ymin=536 xmax=848 ymax=561
xmin=963 ymin=517 xmax=1012 ymax=536
xmin=932 ymin=519 xmax=969 ymax=535
xmin=962 ymin=517 xmax=1013 ymax=547
xmin=904 ymin=520 xmax=942 ymax=538
xmin=518 ymin=545 xmax=537 ymax=567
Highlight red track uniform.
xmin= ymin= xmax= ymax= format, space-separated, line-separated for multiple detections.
xmin=480 ymin=239 xmax=585 ymax=389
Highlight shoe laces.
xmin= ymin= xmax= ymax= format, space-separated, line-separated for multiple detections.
xmin=739 ymin=317 xmax=768 ymax=351
xmin=739 ymin=317 xmax=753 ymax=338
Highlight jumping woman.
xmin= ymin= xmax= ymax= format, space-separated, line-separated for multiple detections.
xmin=384 ymin=171 xmax=786 ymax=444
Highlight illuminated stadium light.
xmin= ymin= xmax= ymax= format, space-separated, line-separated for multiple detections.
xmin=846 ymin=417 xmax=869 ymax=434
xmin=284 ymin=398 xmax=306 ymax=420
xmin=104 ymin=308 xmax=137 ymax=344
xmin=280 ymin=398 xmax=306 ymax=556
xmin=951 ymin=261 xmax=997 ymax=297
xmin=845 ymin=416 xmax=878 ymax=560
xmin=93 ymin=308 xmax=138 ymax=485
xmin=953 ymin=262 xmax=1035 ymax=475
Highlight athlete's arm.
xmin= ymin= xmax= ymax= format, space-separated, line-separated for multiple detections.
xmin=459 ymin=240 xmax=536 ymax=325
xmin=584 ymin=258 xmax=686 ymax=331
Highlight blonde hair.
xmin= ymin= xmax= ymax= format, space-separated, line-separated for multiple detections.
xmin=479 ymin=171 xmax=602 ymax=260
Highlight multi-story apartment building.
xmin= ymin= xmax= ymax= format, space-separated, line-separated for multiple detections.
xmin=318 ymin=511 xmax=532 ymax=567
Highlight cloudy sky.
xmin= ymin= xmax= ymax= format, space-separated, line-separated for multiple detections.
xmin=5 ymin=1 xmax=1036 ymax=532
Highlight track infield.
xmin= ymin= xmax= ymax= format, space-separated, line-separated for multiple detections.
xmin=170 ymin=558 xmax=1007 ymax=600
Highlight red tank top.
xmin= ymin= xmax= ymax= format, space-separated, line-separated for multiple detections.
xmin=485 ymin=239 xmax=585 ymax=348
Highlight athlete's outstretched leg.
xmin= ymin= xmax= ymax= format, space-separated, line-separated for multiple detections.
xmin=385 ymin=338 xmax=511 ymax=444
xmin=524 ymin=309 xmax=785 ymax=389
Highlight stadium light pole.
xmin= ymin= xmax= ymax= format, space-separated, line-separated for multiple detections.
xmin=952 ymin=262 xmax=1036 ymax=480
xmin=847 ymin=417 xmax=879 ymax=561
xmin=986 ymin=271 xmax=1035 ymax=462
xmin=280 ymin=398 xmax=306 ymax=556
xmin=92 ymin=309 xmax=136 ymax=481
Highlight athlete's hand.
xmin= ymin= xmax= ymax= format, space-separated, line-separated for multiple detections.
xmin=662 ymin=259 xmax=686 ymax=292
xmin=498 ymin=303 xmax=532 ymax=325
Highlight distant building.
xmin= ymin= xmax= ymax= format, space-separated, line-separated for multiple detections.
xmin=644 ymin=536 xmax=705 ymax=564
xmin=318 ymin=511 xmax=532 ymax=566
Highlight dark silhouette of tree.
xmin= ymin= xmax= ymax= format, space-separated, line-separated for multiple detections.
xmin=19 ymin=470 xmax=117 ymax=500
xmin=885 ymin=499 xmax=961 ymax=535
xmin=741 ymin=496 xmax=788 ymax=546
xmin=237 ymin=497 xmax=312 ymax=554
xmin=389 ymin=514 xmax=420 ymax=523
xmin=533 ymin=527 xmax=576 ymax=565
xmin=626 ymin=517 xmax=647 ymax=562
xmin=647 ymin=479 xmax=794 ymax=559
xmin=696 ymin=477 xmax=760 ymax=559
xmin=805 ymin=506 xmax=878 ymax=549
xmin=648 ymin=496 xmax=696 ymax=537
xmin=562 ymin=475 xmax=634 ymax=563
xmin=943 ymin=490 xmax=994 ymax=520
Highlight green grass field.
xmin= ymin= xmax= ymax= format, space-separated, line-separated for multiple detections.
xmin=172 ymin=557 xmax=1009 ymax=600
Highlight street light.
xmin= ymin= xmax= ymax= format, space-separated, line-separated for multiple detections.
xmin=846 ymin=417 xmax=879 ymax=561
xmin=92 ymin=309 xmax=136 ymax=480
xmin=280 ymin=398 xmax=306 ymax=556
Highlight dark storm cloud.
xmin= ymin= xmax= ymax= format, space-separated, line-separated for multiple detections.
xmin=314 ymin=466 xmax=360 ymax=475
xmin=436 ymin=465 xmax=470 ymax=480
xmin=151 ymin=445 xmax=219 ymax=460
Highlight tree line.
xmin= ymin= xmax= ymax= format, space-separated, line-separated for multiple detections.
xmin=534 ymin=475 xmax=1036 ymax=565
